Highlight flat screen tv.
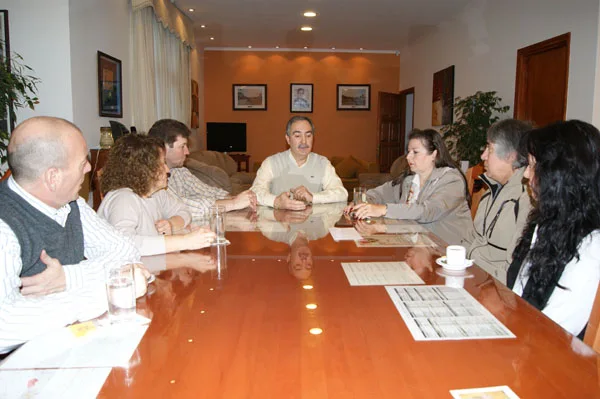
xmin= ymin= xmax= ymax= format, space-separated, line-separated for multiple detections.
xmin=206 ymin=122 xmax=247 ymax=153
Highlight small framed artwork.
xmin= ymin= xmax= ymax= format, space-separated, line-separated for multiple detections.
xmin=432 ymin=65 xmax=455 ymax=126
xmin=290 ymin=83 xmax=313 ymax=113
xmin=233 ymin=84 xmax=267 ymax=110
xmin=97 ymin=51 xmax=123 ymax=117
xmin=337 ymin=84 xmax=371 ymax=111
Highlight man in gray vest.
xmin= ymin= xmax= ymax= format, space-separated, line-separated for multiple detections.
xmin=0 ymin=116 xmax=147 ymax=354
xmin=251 ymin=116 xmax=347 ymax=210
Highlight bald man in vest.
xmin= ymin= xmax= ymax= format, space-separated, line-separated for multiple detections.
xmin=0 ymin=116 xmax=147 ymax=354
xmin=251 ymin=116 xmax=348 ymax=210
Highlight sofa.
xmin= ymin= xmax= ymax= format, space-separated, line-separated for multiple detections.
xmin=358 ymin=155 xmax=408 ymax=189
xmin=185 ymin=150 xmax=255 ymax=195
xmin=329 ymin=155 xmax=379 ymax=192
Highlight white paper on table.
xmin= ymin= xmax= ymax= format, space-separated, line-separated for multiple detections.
xmin=355 ymin=233 xmax=436 ymax=247
xmin=329 ymin=227 xmax=363 ymax=241
xmin=1 ymin=315 xmax=150 ymax=370
xmin=341 ymin=262 xmax=424 ymax=286
xmin=386 ymin=285 xmax=515 ymax=341
xmin=383 ymin=224 xmax=429 ymax=234
xmin=450 ymin=385 xmax=520 ymax=399
xmin=0 ymin=367 xmax=112 ymax=399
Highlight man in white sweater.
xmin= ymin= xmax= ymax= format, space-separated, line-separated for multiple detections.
xmin=251 ymin=116 xmax=347 ymax=210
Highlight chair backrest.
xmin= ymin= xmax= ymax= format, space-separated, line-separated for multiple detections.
xmin=465 ymin=162 xmax=487 ymax=218
xmin=0 ymin=169 xmax=11 ymax=182
xmin=584 ymin=283 xmax=600 ymax=352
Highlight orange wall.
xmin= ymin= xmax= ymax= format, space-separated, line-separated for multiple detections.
xmin=204 ymin=51 xmax=400 ymax=164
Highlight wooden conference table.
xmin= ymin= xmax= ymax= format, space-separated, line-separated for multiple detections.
xmin=99 ymin=205 xmax=600 ymax=398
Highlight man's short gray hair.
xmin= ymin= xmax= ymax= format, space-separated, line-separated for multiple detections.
xmin=487 ymin=119 xmax=533 ymax=168
xmin=285 ymin=116 xmax=315 ymax=136
xmin=8 ymin=131 xmax=69 ymax=183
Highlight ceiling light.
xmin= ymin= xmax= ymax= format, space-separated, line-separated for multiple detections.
xmin=331 ymin=46 xmax=336 ymax=50
xmin=303 ymin=11 xmax=317 ymax=17
xmin=301 ymin=26 xmax=312 ymax=32
xmin=248 ymin=45 xmax=252 ymax=49
xmin=210 ymin=37 xmax=214 ymax=40
xmin=188 ymin=8 xmax=195 ymax=12
xmin=276 ymin=46 xmax=280 ymax=49
xmin=359 ymin=48 xmax=364 ymax=50
xmin=200 ymin=25 xmax=206 ymax=28
xmin=304 ymin=46 xmax=308 ymax=49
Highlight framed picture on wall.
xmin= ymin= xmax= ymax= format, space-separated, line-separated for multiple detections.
xmin=337 ymin=84 xmax=371 ymax=110
xmin=97 ymin=51 xmax=123 ymax=117
xmin=233 ymin=84 xmax=267 ymax=110
xmin=432 ymin=65 xmax=455 ymax=126
xmin=290 ymin=83 xmax=313 ymax=113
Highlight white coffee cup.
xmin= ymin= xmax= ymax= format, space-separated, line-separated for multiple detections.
xmin=446 ymin=245 xmax=466 ymax=267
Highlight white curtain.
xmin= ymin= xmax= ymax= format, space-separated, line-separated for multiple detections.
xmin=131 ymin=6 xmax=191 ymax=133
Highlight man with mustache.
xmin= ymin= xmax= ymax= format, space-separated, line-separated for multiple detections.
xmin=251 ymin=116 xmax=347 ymax=210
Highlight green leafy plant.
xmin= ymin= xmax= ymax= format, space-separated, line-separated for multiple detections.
xmin=0 ymin=45 xmax=40 ymax=176
xmin=442 ymin=91 xmax=509 ymax=167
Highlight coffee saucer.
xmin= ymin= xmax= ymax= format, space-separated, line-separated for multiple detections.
xmin=435 ymin=256 xmax=473 ymax=271
xmin=435 ymin=268 xmax=474 ymax=279
xmin=147 ymin=274 xmax=156 ymax=284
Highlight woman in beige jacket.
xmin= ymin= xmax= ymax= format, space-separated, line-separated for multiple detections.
xmin=346 ymin=129 xmax=472 ymax=245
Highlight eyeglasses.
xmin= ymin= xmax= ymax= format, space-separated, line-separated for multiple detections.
xmin=481 ymin=142 xmax=495 ymax=154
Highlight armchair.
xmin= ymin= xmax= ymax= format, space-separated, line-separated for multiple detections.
xmin=358 ymin=155 xmax=408 ymax=189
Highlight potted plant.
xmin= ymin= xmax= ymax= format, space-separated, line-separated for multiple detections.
xmin=0 ymin=45 xmax=40 ymax=177
xmin=442 ymin=91 xmax=509 ymax=167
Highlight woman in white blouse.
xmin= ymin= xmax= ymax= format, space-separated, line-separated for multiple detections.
xmin=507 ymin=120 xmax=600 ymax=338
xmin=98 ymin=135 xmax=215 ymax=256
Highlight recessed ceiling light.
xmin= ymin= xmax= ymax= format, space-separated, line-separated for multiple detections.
xmin=303 ymin=11 xmax=317 ymax=17
xmin=210 ymin=37 xmax=214 ymax=40
xmin=304 ymin=46 xmax=308 ymax=49
xmin=331 ymin=46 xmax=336 ymax=50
xmin=200 ymin=25 xmax=206 ymax=28
xmin=301 ymin=26 xmax=312 ymax=32
xmin=248 ymin=45 xmax=252 ymax=49
xmin=275 ymin=46 xmax=280 ymax=49
xmin=359 ymin=47 xmax=364 ymax=50
xmin=188 ymin=8 xmax=195 ymax=12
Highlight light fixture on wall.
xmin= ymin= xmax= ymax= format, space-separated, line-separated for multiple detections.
xmin=210 ymin=37 xmax=214 ymax=40
xmin=188 ymin=8 xmax=195 ymax=12
xmin=201 ymin=25 xmax=206 ymax=28
xmin=303 ymin=11 xmax=317 ymax=17
xmin=301 ymin=26 xmax=312 ymax=31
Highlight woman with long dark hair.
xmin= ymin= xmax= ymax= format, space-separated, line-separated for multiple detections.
xmin=507 ymin=120 xmax=600 ymax=337
xmin=345 ymin=128 xmax=473 ymax=244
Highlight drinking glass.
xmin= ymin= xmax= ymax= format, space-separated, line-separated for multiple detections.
xmin=211 ymin=242 xmax=228 ymax=281
xmin=353 ymin=187 xmax=367 ymax=205
xmin=106 ymin=264 xmax=136 ymax=323
xmin=210 ymin=205 xmax=227 ymax=244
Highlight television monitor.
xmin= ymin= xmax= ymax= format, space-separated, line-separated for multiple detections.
xmin=206 ymin=122 xmax=247 ymax=152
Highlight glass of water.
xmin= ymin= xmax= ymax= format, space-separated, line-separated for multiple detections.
xmin=106 ymin=263 xmax=136 ymax=323
xmin=210 ymin=205 xmax=227 ymax=244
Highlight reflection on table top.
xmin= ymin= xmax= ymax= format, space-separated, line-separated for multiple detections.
xmin=100 ymin=207 xmax=600 ymax=398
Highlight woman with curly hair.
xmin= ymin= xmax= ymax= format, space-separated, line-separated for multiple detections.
xmin=507 ymin=120 xmax=600 ymax=337
xmin=345 ymin=128 xmax=472 ymax=245
xmin=98 ymin=134 xmax=215 ymax=256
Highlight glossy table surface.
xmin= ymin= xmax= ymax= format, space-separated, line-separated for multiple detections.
xmin=96 ymin=205 xmax=600 ymax=398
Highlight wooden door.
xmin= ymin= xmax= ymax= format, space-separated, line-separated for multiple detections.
xmin=377 ymin=91 xmax=404 ymax=172
xmin=514 ymin=33 xmax=570 ymax=127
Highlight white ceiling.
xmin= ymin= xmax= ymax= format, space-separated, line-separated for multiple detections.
xmin=173 ymin=0 xmax=472 ymax=52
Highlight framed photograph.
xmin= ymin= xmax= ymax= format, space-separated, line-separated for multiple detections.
xmin=97 ymin=51 xmax=123 ymax=117
xmin=337 ymin=84 xmax=371 ymax=110
xmin=432 ymin=65 xmax=455 ymax=126
xmin=290 ymin=83 xmax=313 ymax=113
xmin=233 ymin=84 xmax=267 ymax=110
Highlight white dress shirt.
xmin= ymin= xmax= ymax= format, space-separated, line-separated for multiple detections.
xmin=0 ymin=176 xmax=140 ymax=353
xmin=513 ymin=227 xmax=600 ymax=336
xmin=167 ymin=167 xmax=229 ymax=219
